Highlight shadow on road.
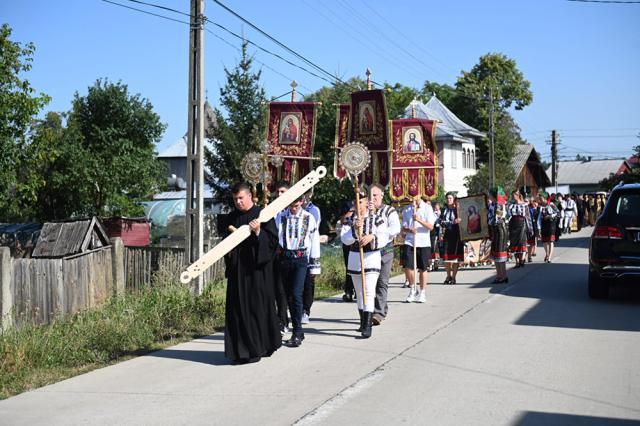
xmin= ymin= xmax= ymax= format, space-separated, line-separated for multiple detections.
xmin=513 ymin=411 xmax=640 ymax=426
xmin=148 ymin=348 xmax=232 ymax=366
xmin=501 ymin=262 xmax=640 ymax=332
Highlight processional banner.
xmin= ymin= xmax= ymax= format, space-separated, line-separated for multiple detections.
xmin=266 ymin=102 xmax=318 ymax=189
xmin=389 ymin=118 xmax=438 ymax=201
xmin=333 ymin=104 xmax=351 ymax=181
xmin=349 ymin=90 xmax=390 ymax=187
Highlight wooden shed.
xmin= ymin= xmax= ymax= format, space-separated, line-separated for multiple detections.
xmin=512 ymin=144 xmax=551 ymax=198
xmin=102 ymin=217 xmax=151 ymax=247
xmin=32 ymin=217 xmax=111 ymax=258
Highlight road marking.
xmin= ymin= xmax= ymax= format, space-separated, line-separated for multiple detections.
xmin=294 ymin=369 xmax=386 ymax=425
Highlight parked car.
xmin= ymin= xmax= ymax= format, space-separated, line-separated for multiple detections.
xmin=588 ymin=183 xmax=640 ymax=298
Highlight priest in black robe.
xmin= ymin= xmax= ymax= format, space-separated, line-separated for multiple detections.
xmin=223 ymin=182 xmax=282 ymax=364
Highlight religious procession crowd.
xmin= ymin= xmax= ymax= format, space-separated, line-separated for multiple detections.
xmin=220 ymin=180 xmax=608 ymax=365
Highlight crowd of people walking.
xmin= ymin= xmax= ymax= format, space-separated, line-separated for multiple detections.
xmin=220 ymin=180 xmax=604 ymax=365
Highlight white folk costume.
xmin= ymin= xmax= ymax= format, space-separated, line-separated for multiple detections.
xmin=563 ymin=198 xmax=576 ymax=233
xmin=275 ymin=208 xmax=320 ymax=344
xmin=341 ymin=209 xmax=388 ymax=338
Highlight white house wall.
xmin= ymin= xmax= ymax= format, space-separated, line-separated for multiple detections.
xmin=438 ymin=140 xmax=477 ymax=197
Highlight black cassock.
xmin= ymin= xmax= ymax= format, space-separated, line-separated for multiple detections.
xmin=223 ymin=204 xmax=282 ymax=362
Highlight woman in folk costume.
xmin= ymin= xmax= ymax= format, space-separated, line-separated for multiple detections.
xmin=340 ymin=191 xmax=388 ymax=338
xmin=488 ymin=187 xmax=509 ymax=283
xmin=537 ymin=191 xmax=559 ymax=263
xmin=440 ymin=192 xmax=464 ymax=284
xmin=527 ymin=197 xmax=540 ymax=263
xmin=507 ymin=190 xmax=534 ymax=268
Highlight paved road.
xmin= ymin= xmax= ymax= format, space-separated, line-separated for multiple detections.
xmin=2 ymin=228 xmax=640 ymax=425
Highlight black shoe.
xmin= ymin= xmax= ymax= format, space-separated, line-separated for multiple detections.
xmin=361 ymin=312 xmax=373 ymax=338
xmin=357 ymin=309 xmax=364 ymax=332
xmin=285 ymin=334 xmax=304 ymax=347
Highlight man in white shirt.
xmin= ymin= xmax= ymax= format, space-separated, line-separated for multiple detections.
xmin=275 ymin=195 xmax=321 ymax=347
xmin=368 ymin=184 xmax=401 ymax=325
xmin=402 ymin=197 xmax=436 ymax=303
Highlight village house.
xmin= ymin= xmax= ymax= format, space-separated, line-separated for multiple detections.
xmin=546 ymin=158 xmax=632 ymax=194
xmin=403 ymin=96 xmax=485 ymax=197
xmin=511 ymin=144 xmax=551 ymax=198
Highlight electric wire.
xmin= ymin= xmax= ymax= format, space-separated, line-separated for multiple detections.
xmin=211 ymin=0 xmax=350 ymax=87
xmin=102 ymin=0 xmax=190 ymax=25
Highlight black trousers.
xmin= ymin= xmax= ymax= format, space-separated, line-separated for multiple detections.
xmin=303 ymin=270 xmax=314 ymax=315
xmin=342 ymin=243 xmax=354 ymax=296
xmin=273 ymin=261 xmax=289 ymax=328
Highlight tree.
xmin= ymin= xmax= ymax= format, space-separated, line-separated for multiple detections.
xmin=0 ymin=24 xmax=50 ymax=220
xmin=205 ymin=41 xmax=267 ymax=206
xmin=598 ymin=145 xmax=640 ymax=191
xmin=68 ymin=79 xmax=166 ymax=216
xmin=14 ymin=112 xmax=90 ymax=220
xmin=420 ymin=81 xmax=456 ymax=107
xmin=383 ymin=82 xmax=419 ymax=119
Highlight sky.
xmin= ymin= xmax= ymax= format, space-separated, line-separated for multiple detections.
xmin=3 ymin=0 xmax=640 ymax=164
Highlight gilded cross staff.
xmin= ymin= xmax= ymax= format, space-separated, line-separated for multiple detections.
xmin=291 ymin=80 xmax=297 ymax=102
xmin=366 ymin=68 xmax=372 ymax=90
xmin=339 ymin=142 xmax=372 ymax=301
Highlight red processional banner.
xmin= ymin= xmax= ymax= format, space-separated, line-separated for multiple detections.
xmin=389 ymin=118 xmax=438 ymax=201
xmin=349 ymin=90 xmax=390 ymax=187
xmin=266 ymin=102 xmax=318 ymax=189
xmin=333 ymin=104 xmax=350 ymax=181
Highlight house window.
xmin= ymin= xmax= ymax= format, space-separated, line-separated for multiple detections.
xmin=466 ymin=149 xmax=470 ymax=169
xmin=471 ymin=150 xmax=475 ymax=169
xmin=451 ymin=149 xmax=457 ymax=169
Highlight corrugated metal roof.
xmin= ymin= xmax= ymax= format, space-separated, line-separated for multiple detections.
xmin=547 ymin=159 xmax=627 ymax=185
xmin=157 ymin=137 xmax=187 ymax=158
xmin=402 ymin=96 xmax=486 ymax=141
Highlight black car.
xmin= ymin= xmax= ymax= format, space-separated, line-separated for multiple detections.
xmin=588 ymin=183 xmax=640 ymax=298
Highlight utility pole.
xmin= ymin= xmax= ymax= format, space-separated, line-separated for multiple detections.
xmin=551 ymin=129 xmax=558 ymax=193
xmin=185 ymin=0 xmax=205 ymax=295
xmin=488 ymin=86 xmax=495 ymax=189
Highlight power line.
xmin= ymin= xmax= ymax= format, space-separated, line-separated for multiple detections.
xmin=121 ymin=0 xmax=191 ymax=17
xmin=359 ymin=0 xmax=455 ymax=76
xmin=102 ymin=0 xmax=313 ymax=94
xmin=102 ymin=0 xmax=190 ymax=25
xmin=567 ymin=0 xmax=640 ymax=3
xmin=203 ymin=17 xmax=340 ymax=88
xmin=211 ymin=0 xmax=350 ymax=87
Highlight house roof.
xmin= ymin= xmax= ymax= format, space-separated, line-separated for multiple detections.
xmin=32 ymin=217 xmax=110 ymax=258
xmin=548 ymin=158 xmax=629 ymax=185
xmin=512 ymin=144 xmax=551 ymax=187
xmin=402 ymin=96 xmax=486 ymax=143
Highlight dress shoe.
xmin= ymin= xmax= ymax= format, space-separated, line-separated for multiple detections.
xmin=285 ymin=335 xmax=304 ymax=347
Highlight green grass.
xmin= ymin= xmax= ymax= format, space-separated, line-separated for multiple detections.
xmin=0 ymin=280 xmax=226 ymax=400
xmin=0 ymin=247 xmax=403 ymax=400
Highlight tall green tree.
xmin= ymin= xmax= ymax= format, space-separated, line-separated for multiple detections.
xmin=452 ymin=53 xmax=533 ymax=191
xmin=205 ymin=41 xmax=267 ymax=206
xmin=68 ymin=79 xmax=166 ymax=216
xmin=453 ymin=53 xmax=532 ymax=162
xmin=0 ymin=24 xmax=50 ymax=220
xmin=15 ymin=112 xmax=87 ymax=220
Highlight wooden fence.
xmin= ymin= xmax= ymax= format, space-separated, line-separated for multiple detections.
xmin=0 ymin=239 xmax=226 ymax=329
xmin=2 ymin=247 xmax=115 ymax=328
xmin=124 ymin=243 xmax=225 ymax=289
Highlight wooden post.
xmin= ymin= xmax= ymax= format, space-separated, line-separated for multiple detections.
xmin=110 ymin=238 xmax=125 ymax=297
xmin=0 ymin=247 xmax=13 ymax=330
xmin=354 ymin=175 xmax=367 ymax=299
